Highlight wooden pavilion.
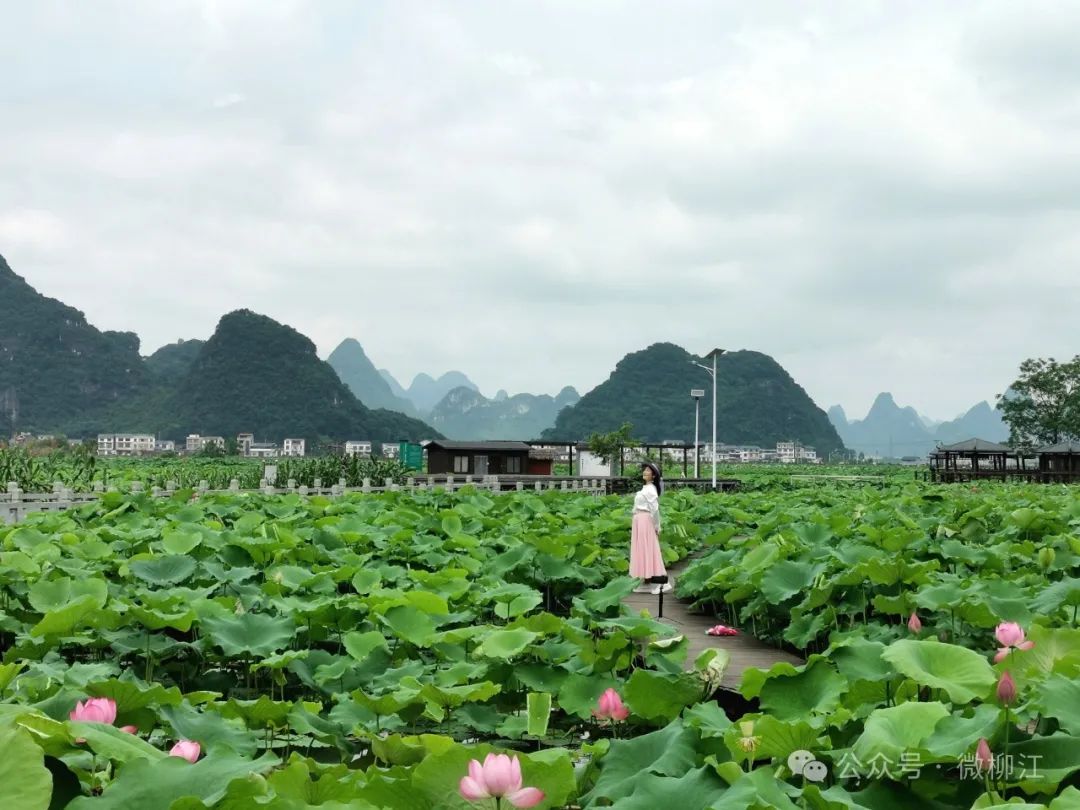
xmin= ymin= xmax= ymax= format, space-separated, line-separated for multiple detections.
xmin=1038 ymin=441 xmax=1080 ymax=482
xmin=928 ymin=438 xmax=1033 ymax=482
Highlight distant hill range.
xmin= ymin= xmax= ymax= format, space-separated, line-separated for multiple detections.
xmin=0 ymin=254 xmax=439 ymax=444
xmin=327 ymin=339 xmax=419 ymax=417
xmin=429 ymin=385 xmax=580 ymax=440
xmin=828 ymin=393 xmax=1008 ymax=458
xmin=542 ymin=343 xmax=846 ymax=455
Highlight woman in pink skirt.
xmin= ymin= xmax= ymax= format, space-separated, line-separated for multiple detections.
xmin=630 ymin=462 xmax=669 ymax=594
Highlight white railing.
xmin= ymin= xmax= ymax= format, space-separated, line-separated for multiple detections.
xmin=2 ymin=475 xmax=610 ymax=524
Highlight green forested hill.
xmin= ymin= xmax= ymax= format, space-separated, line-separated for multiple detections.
xmin=542 ymin=343 xmax=844 ymax=454
xmin=152 ymin=310 xmax=440 ymax=444
xmin=145 ymin=339 xmax=205 ymax=380
xmin=0 ymin=253 xmax=149 ymax=434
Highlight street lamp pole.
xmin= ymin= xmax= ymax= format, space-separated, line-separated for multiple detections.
xmin=690 ymin=389 xmax=704 ymax=479
xmin=691 ymin=349 xmax=726 ymax=490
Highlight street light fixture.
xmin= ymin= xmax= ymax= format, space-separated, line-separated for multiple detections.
xmin=691 ymin=348 xmax=726 ymax=490
xmin=690 ymin=389 xmax=704 ymax=478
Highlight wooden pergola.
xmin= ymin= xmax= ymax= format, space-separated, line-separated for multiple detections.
xmin=928 ymin=438 xmax=1033 ymax=482
xmin=1038 ymin=441 xmax=1080 ymax=481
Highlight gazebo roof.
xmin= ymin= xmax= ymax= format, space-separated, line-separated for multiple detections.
xmin=935 ymin=438 xmax=1012 ymax=453
xmin=1038 ymin=441 xmax=1080 ymax=454
xmin=425 ymin=441 xmax=531 ymax=452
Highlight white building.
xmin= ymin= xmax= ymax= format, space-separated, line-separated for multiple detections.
xmin=345 ymin=441 xmax=372 ymax=456
xmin=282 ymin=438 xmax=305 ymax=457
xmin=777 ymin=441 xmax=819 ymax=464
xmin=155 ymin=439 xmax=175 ymax=453
xmin=248 ymin=442 xmax=279 ymax=458
xmin=185 ymin=434 xmax=225 ymax=454
xmin=237 ymin=433 xmax=254 ymax=456
xmin=97 ymin=433 xmax=156 ymax=457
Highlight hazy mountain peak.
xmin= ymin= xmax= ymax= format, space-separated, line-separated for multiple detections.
xmin=327 ymin=338 xmax=418 ymax=416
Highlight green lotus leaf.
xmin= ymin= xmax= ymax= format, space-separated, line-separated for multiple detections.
xmin=201 ymin=613 xmax=296 ymax=657
xmin=1009 ymin=734 xmax=1080 ymax=793
xmin=85 ymin=679 xmax=183 ymax=712
xmin=161 ymin=530 xmax=202 ymax=555
xmin=575 ymin=577 xmax=639 ymax=614
xmin=30 ymin=595 xmax=106 ymax=637
xmin=623 ymin=670 xmax=702 ymax=723
xmin=378 ymin=605 xmax=437 ymax=648
xmin=580 ymin=719 xmax=699 ymax=805
xmin=160 ymin=703 xmax=260 ymax=757
xmin=881 ymin=639 xmax=996 ymax=704
xmin=849 ymin=701 xmax=949 ymax=764
xmin=475 ymin=628 xmax=538 ymax=660
xmin=0 ymin=723 xmax=52 ymax=810
xmin=130 ymin=554 xmax=198 ymax=586
xmin=28 ymin=576 xmax=108 ymax=613
xmin=757 ymin=660 xmax=847 ymax=722
xmin=343 ymin=630 xmax=390 ymax=662
xmin=66 ymin=752 xmax=278 ymax=809
xmin=761 ymin=559 xmax=826 ymax=604
xmin=1032 ymin=674 xmax=1080 ymax=735
xmin=69 ymin=721 xmax=167 ymax=763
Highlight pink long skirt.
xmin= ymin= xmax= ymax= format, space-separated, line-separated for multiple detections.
xmin=629 ymin=512 xmax=666 ymax=579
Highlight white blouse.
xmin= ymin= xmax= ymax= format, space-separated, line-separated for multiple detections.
xmin=633 ymin=482 xmax=661 ymax=533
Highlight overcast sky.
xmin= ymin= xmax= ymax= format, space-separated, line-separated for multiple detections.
xmin=3 ymin=1 xmax=1079 ymax=421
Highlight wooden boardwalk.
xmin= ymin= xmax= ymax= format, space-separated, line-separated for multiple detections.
xmin=623 ymin=557 xmax=803 ymax=690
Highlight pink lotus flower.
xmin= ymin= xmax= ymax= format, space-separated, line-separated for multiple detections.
xmin=997 ymin=671 xmax=1017 ymax=706
xmin=907 ymin=613 xmax=922 ymax=633
xmin=975 ymin=738 xmax=993 ymax=773
xmin=69 ymin=698 xmax=117 ymax=725
xmin=593 ymin=688 xmax=629 ymax=722
xmin=459 ymin=754 xmax=544 ymax=808
xmin=120 ymin=725 xmax=138 ymax=734
xmin=169 ymin=740 xmax=201 ymax=762
xmin=994 ymin=622 xmax=1035 ymax=663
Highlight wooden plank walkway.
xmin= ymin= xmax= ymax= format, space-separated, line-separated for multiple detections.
xmin=623 ymin=556 xmax=803 ymax=690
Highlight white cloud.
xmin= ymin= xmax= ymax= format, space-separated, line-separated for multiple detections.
xmin=1 ymin=1 xmax=1079 ymax=417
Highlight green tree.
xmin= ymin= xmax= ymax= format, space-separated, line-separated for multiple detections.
xmin=998 ymin=356 xmax=1080 ymax=448
xmin=586 ymin=422 xmax=639 ymax=466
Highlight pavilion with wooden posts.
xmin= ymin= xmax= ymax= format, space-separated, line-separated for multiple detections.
xmin=1038 ymin=441 xmax=1080 ymax=482
xmin=927 ymin=438 xmax=1035 ymax=482
xmin=925 ymin=437 xmax=1080 ymax=484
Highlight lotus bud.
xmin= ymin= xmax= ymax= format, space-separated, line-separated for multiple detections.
xmin=907 ymin=613 xmax=922 ymax=633
xmin=975 ymin=738 xmax=993 ymax=772
xmin=997 ymin=671 xmax=1017 ymax=706
xmin=169 ymin=740 xmax=201 ymax=762
xmin=1038 ymin=547 xmax=1055 ymax=570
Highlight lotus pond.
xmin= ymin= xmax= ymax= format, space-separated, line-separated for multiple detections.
xmin=1 ymin=482 xmax=1079 ymax=808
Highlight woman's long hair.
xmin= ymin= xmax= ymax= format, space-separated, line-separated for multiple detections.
xmin=642 ymin=462 xmax=663 ymax=496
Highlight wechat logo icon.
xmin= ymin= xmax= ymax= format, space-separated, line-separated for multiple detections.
xmin=789 ymin=750 xmax=828 ymax=783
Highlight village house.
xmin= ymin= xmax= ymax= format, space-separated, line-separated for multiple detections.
xmin=97 ymin=433 xmax=156 ymax=457
xmin=185 ymin=434 xmax=225 ymax=454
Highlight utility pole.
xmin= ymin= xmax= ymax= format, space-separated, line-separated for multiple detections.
xmin=691 ymin=389 xmax=704 ymax=478
xmin=691 ymin=349 xmax=726 ymax=490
